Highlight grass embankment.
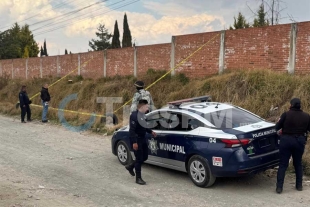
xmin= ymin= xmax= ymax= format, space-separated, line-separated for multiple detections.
xmin=0 ymin=69 xmax=310 ymax=175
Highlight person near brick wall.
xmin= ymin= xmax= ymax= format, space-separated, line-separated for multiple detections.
xmin=130 ymin=81 xmax=154 ymax=114
xmin=40 ymin=83 xmax=51 ymax=123
xmin=18 ymin=85 xmax=32 ymax=123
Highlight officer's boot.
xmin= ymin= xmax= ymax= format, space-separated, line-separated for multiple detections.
xmin=125 ymin=162 xmax=135 ymax=176
xmin=135 ymin=172 xmax=146 ymax=185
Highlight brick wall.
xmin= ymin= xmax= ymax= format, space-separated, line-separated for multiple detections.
xmin=1 ymin=21 xmax=310 ymax=80
xmin=106 ymin=47 xmax=134 ymax=77
xmin=136 ymin=43 xmax=171 ymax=76
xmin=80 ymin=51 xmax=103 ymax=78
xmin=42 ymin=56 xmax=57 ymax=78
xmin=225 ymin=24 xmax=291 ymax=71
xmin=174 ymin=31 xmax=221 ymax=77
xmin=1 ymin=59 xmax=13 ymax=78
xmin=295 ymin=22 xmax=310 ymax=73
xmin=27 ymin=57 xmax=41 ymax=79
xmin=12 ymin=58 xmax=26 ymax=79
xmin=58 ymin=54 xmax=79 ymax=77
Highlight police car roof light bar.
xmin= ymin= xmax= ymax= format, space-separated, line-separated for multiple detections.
xmin=168 ymin=95 xmax=212 ymax=108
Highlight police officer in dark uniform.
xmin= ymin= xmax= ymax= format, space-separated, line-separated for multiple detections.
xmin=125 ymin=99 xmax=157 ymax=185
xmin=19 ymin=85 xmax=32 ymax=123
xmin=275 ymin=98 xmax=309 ymax=193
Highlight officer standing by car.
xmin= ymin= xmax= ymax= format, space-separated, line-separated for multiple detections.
xmin=125 ymin=99 xmax=157 ymax=185
xmin=130 ymin=81 xmax=155 ymax=114
xmin=275 ymin=98 xmax=309 ymax=194
xmin=19 ymin=85 xmax=32 ymax=123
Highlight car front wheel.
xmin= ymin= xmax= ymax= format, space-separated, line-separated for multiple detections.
xmin=188 ymin=155 xmax=216 ymax=187
xmin=116 ymin=141 xmax=132 ymax=165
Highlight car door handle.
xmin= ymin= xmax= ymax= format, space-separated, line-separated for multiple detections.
xmin=185 ymin=135 xmax=194 ymax=138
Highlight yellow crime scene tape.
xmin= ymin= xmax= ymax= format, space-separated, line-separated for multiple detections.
xmin=23 ymin=33 xmax=220 ymax=119
xmin=31 ymin=104 xmax=103 ymax=117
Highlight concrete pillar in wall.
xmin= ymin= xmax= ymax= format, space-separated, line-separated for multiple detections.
xmin=0 ymin=61 xmax=2 ymax=77
xmin=134 ymin=46 xmax=137 ymax=77
xmin=104 ymin=49 xmax=107 ymax=77
xmin=219 ymin=30 xmax=226 ymax=74
xmin=11 ymin=60 xmax=14 ymax=79
xmin=57 ymin=56 xmax=60 ymax=77
xmin=288 ymin=23 xmax=297 ymax=74
xmin=170 ymin=36 xmax=176 ymax=76
xmin=26 ymin=58 xmax=28 ymax=79
xmin=40 ymin=58 xmax=43 ymax=78
xmin=78 ymin=54 xmax=81 ymax=76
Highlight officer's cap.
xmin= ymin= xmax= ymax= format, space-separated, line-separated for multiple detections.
xmin=139 ymin=99 xmax=148 ymax=105
xmin=134 ymin=81 xmax=144 ymax=88
xmin=290 ymin=98 xmax=301 ymax=109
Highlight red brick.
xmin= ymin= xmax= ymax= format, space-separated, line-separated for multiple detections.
xmin=106 ymin=47 xmax=134 ymax=77
xmin=137 ymin=43 xmax=171 ymax=75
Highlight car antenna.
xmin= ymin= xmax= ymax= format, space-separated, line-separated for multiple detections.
xmin=215 ymin=103 xmax=219 ymax=108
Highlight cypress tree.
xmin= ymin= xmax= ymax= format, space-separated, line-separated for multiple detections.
xmin=65 ymin=49 xmax=68 ymax=54
xmin=122 ymin=13 xmax=132 ymax=47
xmin=43 ymin=39 xmax=48 ymax=56
xmin=40 ymin=46 xmax=44 ymax=57
xmin=111 ymin=20 xmax=121 ymax=48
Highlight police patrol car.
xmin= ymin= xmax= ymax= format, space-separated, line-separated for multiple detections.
xmin=111 ymin=96 xmax=280 ymax=187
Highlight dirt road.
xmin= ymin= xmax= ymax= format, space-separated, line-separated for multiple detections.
xmin=0 ymin=115 xmax=309 ymax=207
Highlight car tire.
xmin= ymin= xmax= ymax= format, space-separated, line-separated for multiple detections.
xmin=116 ymin=141 xmax=132 ymax=166
xmin=187 ymin=155 xmax=216 ymax=188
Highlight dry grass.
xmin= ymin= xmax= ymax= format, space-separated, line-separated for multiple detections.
xmin=1 ymin=68 xmax=310 ymax=174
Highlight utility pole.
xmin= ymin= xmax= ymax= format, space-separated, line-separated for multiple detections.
xmin=271 ymin=0 xmax=275 ymax=25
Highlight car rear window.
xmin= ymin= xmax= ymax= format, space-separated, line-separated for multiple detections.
xmin=202 ymin=108 xmax=263 ymax=129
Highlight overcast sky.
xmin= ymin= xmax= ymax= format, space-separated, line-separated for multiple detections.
xmin=0 ymin=0 xmax=309 ymax=56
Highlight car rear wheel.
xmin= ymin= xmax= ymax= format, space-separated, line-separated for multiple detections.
xmin=116 ymin=141 xmax=132 ymax=165
xmin=188 ymin=155 xmax=216 ymax=187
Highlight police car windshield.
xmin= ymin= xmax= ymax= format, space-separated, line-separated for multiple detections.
xmin=201 ymin=107 xmax=263 ymax=129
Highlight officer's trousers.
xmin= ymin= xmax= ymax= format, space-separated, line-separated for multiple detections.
xmin=20 ymin=105 xmax=31 ymax=122
xmin=129 ymin=141 xmax=148 ymax=178
xmin=277 ymin=135 xmax=306 ymax=188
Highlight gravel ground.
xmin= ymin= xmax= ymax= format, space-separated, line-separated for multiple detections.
xmin=0 ymin=115 xmax=310 ymax=207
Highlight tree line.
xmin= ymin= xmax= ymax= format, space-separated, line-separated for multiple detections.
xmin=88 ymin=13 xmax=132 ymax=51
xmin=0 ymin=2 xmax=289 ymax=60
xmin=230 ymin=0 xmax=286 ymax=30
xmin=0 ymin=23 xmax=39 ymax=59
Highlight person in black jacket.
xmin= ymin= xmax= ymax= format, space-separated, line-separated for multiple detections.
xmin=40 ymin=83 xmax=51 ymax=123
xmin=19 ymin=85 xmax=32 ymax=123
xmin=125 ymin=99 xmax=157 ymax=185
xmin=275 ymin=98 xmax=310 ymax=194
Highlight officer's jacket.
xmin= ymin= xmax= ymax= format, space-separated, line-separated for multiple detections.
xmin=130 ymin=89 xmax=154 ymax=113
xmin=19 ymin=91 xmax=31 ymax=106
xmin=129 ymin=110 xmax=153 ymax=143
xmin=276 ymin=108 xmax=310 ymax=135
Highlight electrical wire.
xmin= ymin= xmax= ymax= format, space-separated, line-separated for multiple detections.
xmin=0 ymin=0 xmax=138 ymax=48
xmin=32 ymin=0 xmax=125 ymax=33
xmin=33 ymin=0 xmax=139 ymax=37
xmin=29 ymin=0 xmax=109 ymax=28
xmin=0 ymin=0 xmax=81 ymax=30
